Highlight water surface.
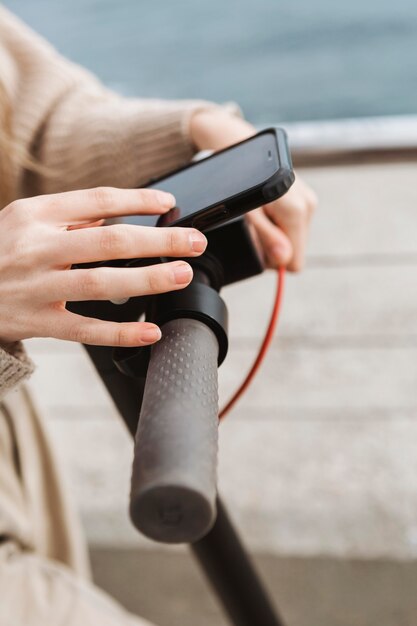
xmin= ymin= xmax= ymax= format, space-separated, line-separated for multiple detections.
xmin=7 ymin=0 xmax=417 ymax=123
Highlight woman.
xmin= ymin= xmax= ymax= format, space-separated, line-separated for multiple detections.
xmin=0 ymin=6 xmax=316 ymax=625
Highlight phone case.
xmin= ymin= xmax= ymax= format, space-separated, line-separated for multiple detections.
xmin=146 ymin=127 xmax=295 ymax=232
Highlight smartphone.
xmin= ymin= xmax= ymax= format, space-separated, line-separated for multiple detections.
xmin=117 ymin=127 xmax=294 ymax=233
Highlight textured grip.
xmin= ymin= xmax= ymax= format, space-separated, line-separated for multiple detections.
xmin=130 ymin=318 xmax=219 ymax=543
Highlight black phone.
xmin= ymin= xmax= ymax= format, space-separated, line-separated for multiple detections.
xmin=117 ymin=127 xmax=294 ymax=233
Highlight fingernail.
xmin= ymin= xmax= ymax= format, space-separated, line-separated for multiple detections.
xmin=141 ymin=327 xmax=162 ymax=343
xmin=173 ymin=262 xmax=193 ymax=284
xmin=189 ymin=231 xmax=207 ymax=253
xmin=158 ymin=192 xmax=176 ymax=208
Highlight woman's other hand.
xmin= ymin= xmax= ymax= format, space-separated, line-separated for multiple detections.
xmin=0 ymin=187 xmax=207 ymax=347
xmin=190 ymin=109 xmax=317 ymax=271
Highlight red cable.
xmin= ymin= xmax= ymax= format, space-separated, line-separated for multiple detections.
xmin=219 ymin=267 xmax=285 ymax=420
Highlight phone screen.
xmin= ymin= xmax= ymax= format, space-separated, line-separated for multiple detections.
xmin=120 ymin=131 xmax=279 ymax=228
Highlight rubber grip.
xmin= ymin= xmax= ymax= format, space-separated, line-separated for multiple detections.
xmin=129 ymin=318 xmax=219 ymax=543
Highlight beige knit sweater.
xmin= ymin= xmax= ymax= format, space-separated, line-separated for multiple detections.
xmin=0 ymin=6 xmax=237 ymax=397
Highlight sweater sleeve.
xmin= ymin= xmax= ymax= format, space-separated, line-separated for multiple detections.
xmin=0 ymin=342 xmax=35 ymax=400
xmin=0 ymin=6 xmax=242 ymax=197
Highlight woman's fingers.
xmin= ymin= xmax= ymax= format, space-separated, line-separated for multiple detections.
xmin=263 ymin=203 xmax=309 ymax=272
xmin=47 ymin=224 xmax=207 ymax=265
xmin=0 ymin=187 xmax=205 ymax=347
xmin=31 ymin=187 xmax=176 ymax=226
xmin=263 ymin=178 xmax=317 ymax=271
xmin=246 ymin=209 xmax=293 ymax=268
xmin=67 ymin=218 xmax=105 ymax=230
xmin=44 ymin=261 xmax=194 ymax=302
xmin=43 ymin=309 xmax=163 ymax=347
xmin=247 ymin=176 xmax=317 ymax=271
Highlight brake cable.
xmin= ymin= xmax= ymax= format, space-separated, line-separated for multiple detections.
xmin=219 ymin=267 xmax=285 ymax=419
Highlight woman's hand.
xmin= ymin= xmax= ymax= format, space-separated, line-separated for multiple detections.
xmin=190 ymin=109 xmax=317 ymax=271
xmin=0 ymin=187 xmax=207 ymax=347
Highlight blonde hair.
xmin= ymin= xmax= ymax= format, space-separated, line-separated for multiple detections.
xmin=0 ymin=80 xmax=52 ymax=208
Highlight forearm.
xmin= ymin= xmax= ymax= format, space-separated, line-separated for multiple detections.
xmin=34 ymin=92 xmax=224 ymax=195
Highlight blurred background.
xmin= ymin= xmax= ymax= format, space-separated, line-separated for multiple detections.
xmin=6 ymin=1 xmax=417 ymax=625
xmin=8 ymin=0 xmax=417 ymax=123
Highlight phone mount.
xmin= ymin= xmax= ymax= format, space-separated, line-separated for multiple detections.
xmin=68 ymin=217 xmax=286 ymax=626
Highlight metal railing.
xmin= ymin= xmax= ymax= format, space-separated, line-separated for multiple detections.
xmin=282 ymin=115 xmax=417 ymax=166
